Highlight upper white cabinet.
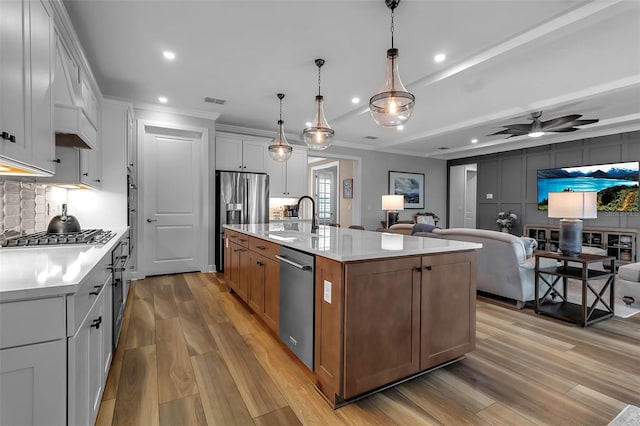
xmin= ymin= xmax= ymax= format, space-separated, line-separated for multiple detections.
xmin=215 ymin=133 xmax=266 ymax=172
xmin=264 ymin=147 xmax=308 ymax=198
xmin=0 ymin=0 xmax=56 ymax=175
xmin=37 ymin=145 xmax=101 ymax=189
xmin=53 ymin=34 xmax=98 ymax=150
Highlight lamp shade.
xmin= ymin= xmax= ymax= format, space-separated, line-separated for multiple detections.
xmin=382 ymin=194 xmax=404 ymax=211
xmin=547 ymin=191 xmax=597 ymax=219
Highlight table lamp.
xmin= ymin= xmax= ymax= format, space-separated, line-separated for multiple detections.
xmin=547 ymin=191 xmax=597 ymax=256
xmin=382 ymin=194 xmax=404 ymax=228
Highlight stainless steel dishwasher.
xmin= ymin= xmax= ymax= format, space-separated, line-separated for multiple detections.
xmin=277 ymin=246 xmax=315 ymax=370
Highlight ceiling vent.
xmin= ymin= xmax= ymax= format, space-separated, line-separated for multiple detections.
xmin=204 ymin=97 xmax=227 ymax=105
xmin=364 ymin=135 xmax=379 ymax=140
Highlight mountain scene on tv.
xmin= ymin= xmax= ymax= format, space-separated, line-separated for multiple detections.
xmin=537 ymin=162 xmax=639 ymax=212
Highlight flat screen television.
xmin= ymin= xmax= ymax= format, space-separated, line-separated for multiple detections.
xmin=537 ymin=161 xmax=639 ymax=212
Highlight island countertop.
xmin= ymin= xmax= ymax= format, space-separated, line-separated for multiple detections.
xmin=224 ymin=223 xmax=482 ymax=262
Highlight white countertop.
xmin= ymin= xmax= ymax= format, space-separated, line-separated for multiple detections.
xmin=225 ymin=223 xmax=482 ymax=262
xmin=0 ymin=228 xmax=128 ymax=302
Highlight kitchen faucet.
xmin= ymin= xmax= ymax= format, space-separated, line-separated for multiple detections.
xmin=297 ymin=196 xmax=319 ymax=233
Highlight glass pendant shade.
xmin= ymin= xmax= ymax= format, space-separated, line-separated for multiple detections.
xmin=303 ymin=95 xmax=335 ymax=150
xmin=369 ymin=48 xmax=415 ymax=127
xmin=268 ymin=120 xmax=293 ymax=162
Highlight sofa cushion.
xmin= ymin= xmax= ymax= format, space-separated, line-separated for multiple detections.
xmin=619 ymin=263 xmax=640 ymax=282
xmin=412 ymin=223 xmax=439 ymax=234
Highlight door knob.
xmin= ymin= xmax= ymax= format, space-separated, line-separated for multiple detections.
xmin=146 ymin=218 xmax=157 ymax=222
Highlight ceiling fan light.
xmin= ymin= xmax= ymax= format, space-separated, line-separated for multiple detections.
xmin=528 ymin=131 xmax=545 ymax=138
xmin=528 ymin=118 xmax=545 ymax=137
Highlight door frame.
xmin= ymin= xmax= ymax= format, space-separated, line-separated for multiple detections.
xmin=136 ymin=119 xmax=210 ymax=279
xmin=310 ymin=161 xmax=339 ymax=224
xmin=307 ymin=154 xmax=362 ymax=226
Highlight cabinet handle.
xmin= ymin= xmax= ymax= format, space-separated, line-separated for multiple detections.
xmin=424 ymin=265 xmax=432 ymax=271
xmin=90 ymin=316 xmax=102 ymax=329
xmin=257 ymin=261 xmax=264 ymax=266
xmin=256 ymin=245 xmax=266 ymax=250
xmin=1 ymin=131 xmax=9 ymax=140
xmin=1 ymin=132 xmax=16 ymax=143
xmin=52 ymin=158 xmax=61 ymax=163
xmin=129 ymin=163 xmax=134 ymax=167
xmin=82 ymin=172 xmax=89 ymax=176
xmin=95 ymin=179 xmax=101 ymax=183
xmin=89 ymin=285 xmax=102 ymax=295
xmin=414 ymin=267 xmax=422 ymax=272
xmin=146 ymin=218 xmax=157 ymax=222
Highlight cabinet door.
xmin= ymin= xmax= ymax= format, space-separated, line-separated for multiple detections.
xmin=236 ymin=247 xmax=250 ymax=302
xmin=80 ymin=75 xmax=99 ymax=128
xmin=248 ymin=251 xmax=265 ymax=314
xmin=68 ymin=289 xmax=106 ymax=426
xmin=126 ymin=106 xmax=135 ymax=169
xmin=343 ymin=257 xmax=421 ymax=399
xmin=264 ymin=154 xmax=286 ymax=197
xmin=420 ymin=251 xmax=476 ymax=370
xmin=284 ymin=149 xmax=308 ymax=197
xmin=0 ymin=339 xmax=66 ymax=426
xmin=228 ymin=241 xmax=241 ymax=292
xmin=242 ymin=139 xmax=266 ymax=172
xmin=262 ymin=257 xmax=280 ymax=333
xmin=216 ymin=136 xmax=243 ymax=171
xmin=0 ymin=0 xmax=29 ymax=162
xmin=80 ymin=144 xmax=101 ymax=188
xmin=28 ymin=0 xmax=55 ymax=173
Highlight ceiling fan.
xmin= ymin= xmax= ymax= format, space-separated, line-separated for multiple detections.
xmin=488 ymin=111 xmax=599 ymax=138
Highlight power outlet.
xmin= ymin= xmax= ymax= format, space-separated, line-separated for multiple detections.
xmin=486 ymin=193 xmax=493 ymax=199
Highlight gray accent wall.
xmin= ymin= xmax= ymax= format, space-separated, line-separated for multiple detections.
xmin=449 ymin=131 xmax=640 ymax=236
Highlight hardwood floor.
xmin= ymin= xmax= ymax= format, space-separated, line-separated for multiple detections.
xmin=97 ymin=272 xmax=640 ymax=425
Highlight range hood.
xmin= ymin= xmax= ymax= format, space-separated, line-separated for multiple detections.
xmin=54 ymin=36 xmax=97 ymax=150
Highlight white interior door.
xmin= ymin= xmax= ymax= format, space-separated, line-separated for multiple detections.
xmin=463 ymin=167 xmax=477 ymax=228
xmin=449 ymin=164 xmax=477 ymax=228
xmin=142 ymin=124 xmax=203 ymax=276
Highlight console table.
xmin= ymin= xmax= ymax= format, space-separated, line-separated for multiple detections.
xmin=534 ymin=251 xmax=615 ymax=327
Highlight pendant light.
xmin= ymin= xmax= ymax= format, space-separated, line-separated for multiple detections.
xmin=268 ymin=93 xmax=293 ymax=162
xmin=369 ymin=0 xmax=415 ymax=128
xmin=302 ymin=58 xmax=335 ymax=150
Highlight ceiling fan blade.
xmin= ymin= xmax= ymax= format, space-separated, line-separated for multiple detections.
xmin=541 ymin=114 xmax=582 ymax=129
xmin=549 ymin=127 xmax=579 ymax=132
xmin=501 ymin=123 xmax=532 ymax=131
xmin=571 ymin=119 xmax=599 ymax=126
xmin=487 ymin=128 xmax=528 ymax=137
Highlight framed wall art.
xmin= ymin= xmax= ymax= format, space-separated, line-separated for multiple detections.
xmin=388 ymin=171 xmax=424 ymax=209
xmin=343 ymin=178 xmax=353 ymax=199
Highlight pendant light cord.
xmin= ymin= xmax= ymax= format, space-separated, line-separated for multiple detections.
xmin=317 ymin=65 xmax=321 ymax=97
xmin=279 ymin=97 xmax=282 ymax=121
xmin=390 ymin=8 xmax=395 ymax=49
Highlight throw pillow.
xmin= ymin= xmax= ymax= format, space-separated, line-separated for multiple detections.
xmin=412 ymin=223 xmax=439 ymax=235
xmin=520 ymin=237 xmax=538 ymax=258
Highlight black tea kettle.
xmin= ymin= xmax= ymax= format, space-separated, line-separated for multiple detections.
xmin=47 ymin=203 xmax=82 ymax=234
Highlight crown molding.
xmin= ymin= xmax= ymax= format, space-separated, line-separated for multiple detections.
xmin=129 ymin=100 xmax=221 ymax=121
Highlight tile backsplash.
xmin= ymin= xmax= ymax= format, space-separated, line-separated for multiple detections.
xmin=0 ymin=177 xmax=67 ymax=244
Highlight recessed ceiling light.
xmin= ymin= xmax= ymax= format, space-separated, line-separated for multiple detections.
xmin=434 ymin=53 xmax=446 ymax=63
xmin=397 ymin=125 xmax=404 ymax=130
xmin=163 ymin=51 xmax=175 ymax=60
xmin=351 ymin=97 xmax=360 ymax=104
xmin=471 ymin=138 xmax=478 ymax=144
xmin=158 ymin=96 xmax=168 ymax=104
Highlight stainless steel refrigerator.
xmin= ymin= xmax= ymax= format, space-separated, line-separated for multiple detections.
xmin=215 ymin=171 xmax=269 ymax=271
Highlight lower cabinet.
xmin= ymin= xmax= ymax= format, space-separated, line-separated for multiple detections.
xmin=0 ymin=339 xmax=66 ymax=426
xmin=248 ymin=250 xmax=265 ymax=314
xmin=68 ymin=273 xmax=112 ymax=426
xmin=315 ymin=251 xmax=477 ymax=405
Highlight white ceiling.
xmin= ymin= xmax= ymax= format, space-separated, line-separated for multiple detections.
xmin=63 ymin=0 xmax=640 ymax=160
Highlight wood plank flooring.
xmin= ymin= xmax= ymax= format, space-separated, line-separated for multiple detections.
xmin=97 ymin=272 xmax=640 ymax=425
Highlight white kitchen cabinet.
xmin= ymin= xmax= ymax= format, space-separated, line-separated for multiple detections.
xmin=0 ymin=340 xmax=67 ymax=426
xmin=265 ymin=147 xmax=308 ymax=197
xmin=0 ymin=295 xmax=67 ymax=426
xmin=216 ymin=133 xmax=266 ymax=172
xmin=80 ymin=143 xmax=101 ymax=188
xmin=37 ymin=145 xmax=101 ymax=188
xmin=0 ymin=0 xmax=55 ymax=175
xmin=67 ymin=273 xmax=111 ymax=426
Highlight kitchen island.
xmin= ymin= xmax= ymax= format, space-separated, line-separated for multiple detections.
xmin=224 ymin=223 xmax=482 ymax=408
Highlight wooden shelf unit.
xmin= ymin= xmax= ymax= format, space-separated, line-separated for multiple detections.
xmin=524 ymin=224 xmax=637 ymax=268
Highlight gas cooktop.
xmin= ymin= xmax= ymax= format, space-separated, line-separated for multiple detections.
xmin=2 ymin=229 xmax=115 ymax=247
